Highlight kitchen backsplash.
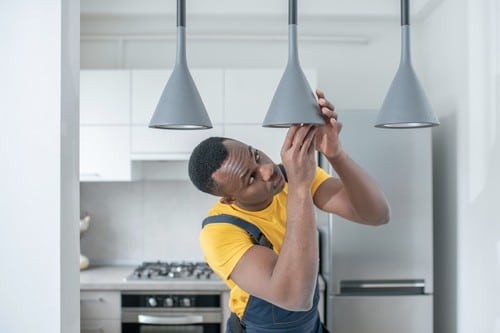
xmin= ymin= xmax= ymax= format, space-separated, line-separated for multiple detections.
xmin=80 ymin=178 xmax=217 ymax=265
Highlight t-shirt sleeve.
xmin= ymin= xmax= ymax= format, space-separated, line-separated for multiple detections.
xmin=200 ymin=223 xmax=254 ymax=281
xmin=311 ymin=166 xmax=332 ymax=195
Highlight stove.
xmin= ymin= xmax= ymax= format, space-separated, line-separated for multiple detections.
xmin=126 ymin=261 xmax=217 ymax=281
xmin=123 ymin=261 xmax=222 ymax=332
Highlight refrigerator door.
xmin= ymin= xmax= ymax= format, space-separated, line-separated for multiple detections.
xmin=317 ymin=110 xmax=434 ymax=331
xmin=332 ymin=295 xmax=433 ymax=333
xmin=322 ymin=110 xmax=433 ymax=294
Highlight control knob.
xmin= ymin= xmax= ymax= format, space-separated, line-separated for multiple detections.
xmin=164 ymin=297 xmax=174 ymax=307
xmin=147 ymin=297 xmax=157 ymax=307
xmin=181 ymin=297 xmax=191 ymax=307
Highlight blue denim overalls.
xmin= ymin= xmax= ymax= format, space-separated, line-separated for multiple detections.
xmin=203 ymin=214 xmax=324 ymax=333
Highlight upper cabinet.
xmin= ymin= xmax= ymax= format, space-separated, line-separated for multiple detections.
xmin=80 ymin=70 xmax=130 ymax=125
xmin=80 ymin=70 xmax=137 ymax=182
xmin=79 ymin=68 xmax=317 ymax=180
xmin=224 ymin=69 xmax=283 ymax=124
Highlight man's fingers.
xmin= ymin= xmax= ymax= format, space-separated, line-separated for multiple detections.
xmin=283 ymin=125 xmax=299 ymax=149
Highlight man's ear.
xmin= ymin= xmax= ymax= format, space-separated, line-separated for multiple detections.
xmin=220 ymin=196 xmax=236 ymax=205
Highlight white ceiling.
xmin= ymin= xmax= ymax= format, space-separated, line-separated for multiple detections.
xmin=81 ymin=0 xmax=441 ymax=19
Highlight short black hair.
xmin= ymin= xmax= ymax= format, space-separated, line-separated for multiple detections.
xmin=188 ymin=136 xmax=231 ymax=195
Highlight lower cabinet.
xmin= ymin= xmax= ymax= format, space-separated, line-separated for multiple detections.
xmin=81 ymin=291 xmax=120 ymax=333
xmin=81 ymin=320 xmax=121 ymax=333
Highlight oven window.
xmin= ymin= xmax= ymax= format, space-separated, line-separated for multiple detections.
xmin=122 ymin=323 xmax=220 ymax=333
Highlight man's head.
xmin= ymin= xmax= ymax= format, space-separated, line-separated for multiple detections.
xmin=188 ymin=136 xmax=229 ymax=195
xmin=188 ymin=137 xmax=286 ymax=211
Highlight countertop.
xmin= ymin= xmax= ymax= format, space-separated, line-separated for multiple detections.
xmin=80 ymin=265 xmax=325 ymax=292
xmin=80 ymin=265 xmax=229 ymax=291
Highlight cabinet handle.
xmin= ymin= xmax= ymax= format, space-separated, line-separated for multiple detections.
xmin=80 ymin=173 xmax=102 ymax=178
xmin=81 ymin=328 xmax=103 ymax=333
xmin=138 ymin=314 xmax=204 ymax=325
xmin=80 ymin=296 xmax=104 ymax=302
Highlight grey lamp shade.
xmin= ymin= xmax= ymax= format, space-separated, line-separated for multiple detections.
xmin=149 ymin=0 xmax=212 ymax=130
xmin=375 ymin=0 xmax=439 ymax=128
xmin=262 ymin=0 xmax=324 ymax=128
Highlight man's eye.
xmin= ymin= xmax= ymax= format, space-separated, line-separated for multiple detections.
xmin=248 ymin=175 xmax=255 ymax=185
xmin=255 ymin=151 xmax=260 ymax=162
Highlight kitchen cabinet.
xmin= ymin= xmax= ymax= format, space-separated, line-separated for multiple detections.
xmin=79 ymin=68 xmax=317 ymax=178
xmin=80 ymin=70 xmax=137 ymax=181
xmin=130 ymin=69 xmax=224 ymax=160
xmin=80 ymin=70 xmax=130 ymax=125
xmin=80 ymin=291 xmax=120 ymax=333
xmin=80 ymin=126 xmax=139 ymax=181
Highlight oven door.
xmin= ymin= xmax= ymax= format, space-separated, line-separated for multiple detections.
xmin=122 ymin=310 xmax=222 ymax=333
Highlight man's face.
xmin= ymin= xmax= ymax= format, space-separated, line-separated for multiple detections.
xmin=211 ymin=140 xmax=286 ymax=211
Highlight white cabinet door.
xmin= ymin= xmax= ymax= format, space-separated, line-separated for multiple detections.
xmin=131 ymin=126 xmax=223 ymax=160
xmin=80 ymin=70 xmax=130 ymax=125
xmin=224 ymin=125 xmax=287 ymax=163
xmin=224 ymin=69 xmax=282 ymax=124
xmin=81 ymin=320 xmax=120 ymax=333
xmin=131 ymin=69 xmax=172 ymax=125
xmin=80 ymin=291 xmax=120 ymax=319
xmin=224 ymin=69 xmax=317 ymax=124
xmin=80 ymin=126 xmax=133 ymax=181
xmin=131 ymin=69 xmax=224 ymax=125
xmin=81 ymin=291 xmax=120 ymax=333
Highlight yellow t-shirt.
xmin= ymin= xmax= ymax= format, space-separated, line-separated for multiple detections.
xmin=199 ymin=166 xmax=331 ymax=318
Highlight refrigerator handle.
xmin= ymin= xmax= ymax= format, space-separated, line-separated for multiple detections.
xmin=340 ymin=279 xmax=426 ymax=295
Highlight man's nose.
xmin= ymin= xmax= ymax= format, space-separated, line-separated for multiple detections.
xmin=259 ymin=163 xmax=274 ymax=182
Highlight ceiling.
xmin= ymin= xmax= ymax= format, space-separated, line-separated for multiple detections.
xmin=81 ymin=0 xmax=441 ymax=19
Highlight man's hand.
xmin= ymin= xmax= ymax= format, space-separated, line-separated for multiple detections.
xmin=280 ymin=124 xmax=317 ymax=188
xmin=314 ymin=89 xmax=343 ymax=160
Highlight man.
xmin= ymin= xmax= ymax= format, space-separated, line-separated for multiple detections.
xmin=188 ymin=89 xmax=390 ymax=333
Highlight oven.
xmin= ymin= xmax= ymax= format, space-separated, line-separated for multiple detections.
xmin=121 ymin=291 xmax=223 ymax=333
xmin=122 ymin=262 xmax=224 ymax=333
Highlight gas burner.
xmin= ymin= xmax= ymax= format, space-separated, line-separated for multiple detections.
xmin=126 ymin=261 xmax=217 ymax=281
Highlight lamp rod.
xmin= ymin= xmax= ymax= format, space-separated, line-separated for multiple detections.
xmin=289 ymin=0 xmax=297 ymax=25
xmin=401 ymin=0 xmax=409 ymax=26
xmin=177 ymin=0 xmax=185 ymax=27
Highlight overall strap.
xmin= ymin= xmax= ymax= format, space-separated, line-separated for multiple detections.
xmin=202 ymin=214 xmax=273 ymax=250
xmin=278 ymin=164 xmax=287 ymax=182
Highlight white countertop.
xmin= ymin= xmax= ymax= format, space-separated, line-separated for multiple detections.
xmin=80 ymin=265 xmax=325 ymax=292
xmin=80 ymin=265 xmax=229 ymax=291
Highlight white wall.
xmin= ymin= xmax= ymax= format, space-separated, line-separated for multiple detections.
xmin=421 ymin=0 xmax=500 ymax=332
xmin=0 ymin=1 xmax=80 ymax=333
xmin=80 ymin=177 xmax=216 ymax=264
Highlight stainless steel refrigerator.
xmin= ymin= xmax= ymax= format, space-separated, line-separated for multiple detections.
xmin=317 ymin=110 xmax=433 ymax=333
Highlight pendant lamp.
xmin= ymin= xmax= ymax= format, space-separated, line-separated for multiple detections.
xmin=262 ymin=0 xmax=325 ymax=128
xmin=375 ymin=0 xmax=439 ymax=128
xmin=149 ymin=0 xmax=212 ymax=130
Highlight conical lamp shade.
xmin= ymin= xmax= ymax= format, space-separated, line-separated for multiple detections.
xmin=149 ymin=60 xmax=212 ymax=129
xmin=149 ymin=1 xmax=212 ymax=130
xmin=262 ymin=0 xmax=324 ymax=128
xmin=263 ymin=59 xmax=324 ymax=127
xmin=375 ymin=1 xmax=439 ymax=128
xmin=375 ymin=55 xmax=439 ymax=128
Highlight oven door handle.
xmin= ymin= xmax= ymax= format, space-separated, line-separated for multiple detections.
xmin=138 ymin=314 xmax=204 ymax=325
